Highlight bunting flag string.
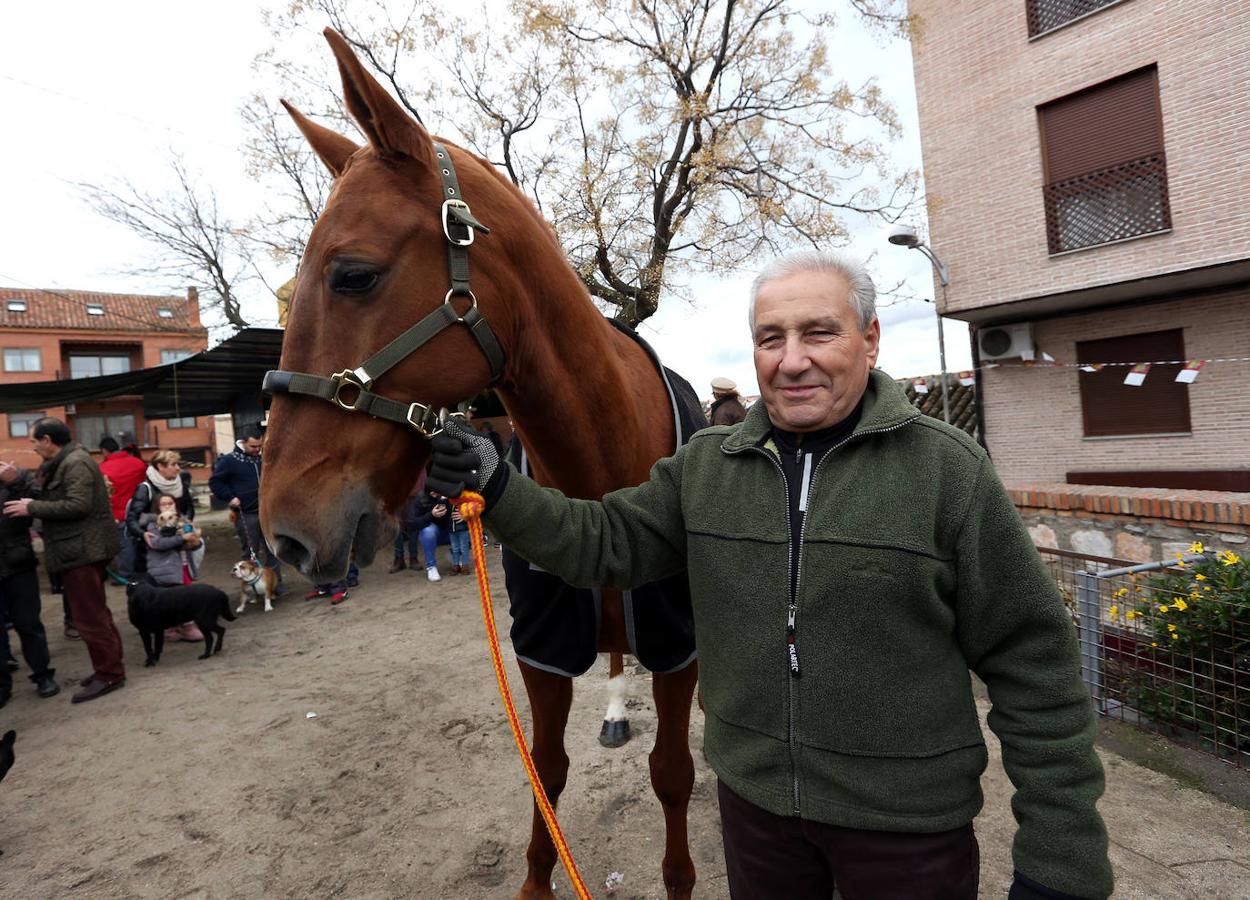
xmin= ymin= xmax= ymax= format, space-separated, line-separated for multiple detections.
xmin=916 ymin=354 xmax=1250 ymax=388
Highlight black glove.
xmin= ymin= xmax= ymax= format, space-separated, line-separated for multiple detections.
xmin=427 ymin=418 xmax=507 ymax=505
xmin=1009 ymin=873 xmax=1091 ymax=900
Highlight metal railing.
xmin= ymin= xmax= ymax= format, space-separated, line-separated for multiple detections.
xmin=1038 ymin=545 xmax=1249 ymax=768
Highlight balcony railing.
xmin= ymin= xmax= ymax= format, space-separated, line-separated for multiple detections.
xmin=1027 ymin=0 xmax=1123 ymax=38
xmin=1043 ymin=153 xmax=1172 ymax=254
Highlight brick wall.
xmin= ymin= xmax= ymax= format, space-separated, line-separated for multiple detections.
xmin=982 ymin=286 xmax=1250 ymax=482
xmin=909 ymin=0 xmax=1250 ymax=315
xmin=1009 ymin=482 xmax=1250 ymax=562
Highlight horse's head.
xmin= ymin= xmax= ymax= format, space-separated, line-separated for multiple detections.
xmin=261 ymin=29 xmax=516 ymax=580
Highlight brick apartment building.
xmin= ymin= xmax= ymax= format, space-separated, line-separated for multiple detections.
xmin=0 ymin=286 xmax=213 ymax=475
xmin=908 ymin=0 xmax=1250 ymax=495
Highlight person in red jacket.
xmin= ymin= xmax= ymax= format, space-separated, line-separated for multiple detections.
xmin=97 ymin=436 xmax=146 ymax=580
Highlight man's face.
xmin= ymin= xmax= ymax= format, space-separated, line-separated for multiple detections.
xmin=241 ymin=437 xmax=263 ymax=456
xmin=29 ymin=434 xmax=58 ymax=460
xmin=752 ymin=271 xmax=880 ymax=433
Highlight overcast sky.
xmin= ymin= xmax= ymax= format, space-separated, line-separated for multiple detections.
xmin=0 ymin=1 xmax=972 ymax=401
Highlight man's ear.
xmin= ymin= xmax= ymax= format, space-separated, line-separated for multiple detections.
xmin=864 ymin=317 xmax=881 ymax=369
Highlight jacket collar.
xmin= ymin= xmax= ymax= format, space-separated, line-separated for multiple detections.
xmin=722 ymin=369 xmax=920 ymax=454
xmin=39 ymin=443 xmax=80 ymax=478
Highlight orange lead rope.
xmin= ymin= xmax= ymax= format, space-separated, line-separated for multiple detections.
xmin=452 ymin=491 xmax=592 ymax=900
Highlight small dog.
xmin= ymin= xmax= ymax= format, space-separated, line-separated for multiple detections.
xmin=231 ymin=559 xmax=278 ymax=614
xmin=157 ymin=509 xmax=201 ymax=542
xmin=127 ymin=580 xmax=236 ymax=665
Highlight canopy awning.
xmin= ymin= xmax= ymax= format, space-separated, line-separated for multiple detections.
xmin=0 ymin=327 xmax=284 ymax=418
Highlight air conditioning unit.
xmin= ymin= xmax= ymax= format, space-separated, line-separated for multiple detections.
xmin=977 ymin=323 xmax=1035 ymax=361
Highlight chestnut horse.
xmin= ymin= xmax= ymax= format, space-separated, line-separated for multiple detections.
xmin=259 ymin=30 xmax=699 ymax=899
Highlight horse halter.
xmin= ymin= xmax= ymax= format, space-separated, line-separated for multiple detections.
xmin=261 ymin=143 xmax=504 ymax=438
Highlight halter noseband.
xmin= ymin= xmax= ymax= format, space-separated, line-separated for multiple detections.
xmin=262 ymin=143 xmax=504 ymax=438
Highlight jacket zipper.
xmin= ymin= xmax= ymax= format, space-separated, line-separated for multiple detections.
xmin=739 ymin=414 xmax=920 ymax=817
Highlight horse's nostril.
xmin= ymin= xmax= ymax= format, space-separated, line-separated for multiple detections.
xmin=273 ymin=535 xmax=312 ymax=570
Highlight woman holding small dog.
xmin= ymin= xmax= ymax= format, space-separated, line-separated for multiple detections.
xmin=125 ymin=450 xmax=194 ymax=576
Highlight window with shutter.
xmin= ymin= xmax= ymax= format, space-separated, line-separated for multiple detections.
xmin=1038 ymin=66 xmax=1170 ymax=254
xmin=1026 ymin=0 xmax=1125 ymax=38
xmin=1076 ymin=329 xmax=1190 ymax=437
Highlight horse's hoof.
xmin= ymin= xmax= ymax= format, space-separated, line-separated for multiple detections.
xmin=598 ymin=718 xmax=631 ymax=748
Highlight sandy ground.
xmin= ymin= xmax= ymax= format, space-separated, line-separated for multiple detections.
xmin=1 ymin=512 xmax=1247 ymax=898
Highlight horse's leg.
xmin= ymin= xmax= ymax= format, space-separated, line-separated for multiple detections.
xmin=649 ymin=661 xmax=699 ymax=900
xmin=517 ymin=661 xmax=574 ymax=900
xmin=599 ymin=651 xmax=631 ymax=748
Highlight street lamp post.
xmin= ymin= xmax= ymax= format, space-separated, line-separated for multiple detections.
xmin=887 ymin=225 xmax=952 ymax=425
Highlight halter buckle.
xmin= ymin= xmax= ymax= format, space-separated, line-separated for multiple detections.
xmin=441 ymin=199 xmax=475 ymax=247
xmin=331 ymin=370 xmax=369 ymax=412
xmin=405 ymin=401 xmax=440 ymax=437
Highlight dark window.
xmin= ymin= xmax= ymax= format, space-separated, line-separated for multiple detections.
xmin=69 ymin=354 xmax=131 ymax=378
xmin=1027 ymin=0 xmax=1123 ymax=38
xmin=166 ymin=416 xmax=197 ymax=429
xmin=1039 ymin=66 xmax=1170 ymax=254
xmin=73 ymin=414 xmax=136 ymax=448
xmin=1077 ymin=329 xmax=1189 ymax=437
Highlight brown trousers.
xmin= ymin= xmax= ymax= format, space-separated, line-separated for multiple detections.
xmin=61 ymin=561 xmax=125 ymax=683
xmin=718 ymin=780 xmax=979 ymax=900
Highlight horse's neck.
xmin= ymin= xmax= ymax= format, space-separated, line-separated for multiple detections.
xmin=499 ymin=309 xmax=672 ymax=500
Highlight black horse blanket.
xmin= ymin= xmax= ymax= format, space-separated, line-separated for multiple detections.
xmin=501 ymin=321 xmax=706 ymax=676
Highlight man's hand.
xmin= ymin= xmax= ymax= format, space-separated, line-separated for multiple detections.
xmin=427 ymin=419 xmax=503 ymax=501
xmin=3 ymin=498 xmax=32 ymax=518
xmin=229 ymin=497 xmax=241 ymax=509
xmin=0 ymin=461 xmax=18 ymax=485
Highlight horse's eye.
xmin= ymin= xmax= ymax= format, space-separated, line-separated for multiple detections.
xmin=330 ymin=267 xmax=381 ymax=295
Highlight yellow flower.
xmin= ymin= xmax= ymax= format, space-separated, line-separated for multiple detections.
xmin=1174 ymin=560 xmax=1186 ymax=569
xmin=1126 ymin=610 xmax=1139 ymax=621
xmin=1151 ymin=642 xmax=1159 ymax=648
xmin=1167 ymin=623 xmax=1178 ymax=632
xmin=1108 ymin=605 xmax=1119 ymax=618
xmin=1204 ymin=585 xmax=1213 ymax=592
xmin=1113 ymin=587 xmax=1129 ymax=599
xmin=1188 ymin=542 xmax=1204 ymax=554
xmin=1195 ymin=573 xmax=1206 ymax=582
xmin=1158 ymin=604 xmax=1170 ymax=613
xmin=1219 ymin=551 xmax=1241 ymax=566
xmin=1173 ymin=598 xmax=1188 ymax=612
xmin=1171 ymin=633 xmax=1179 ymax=640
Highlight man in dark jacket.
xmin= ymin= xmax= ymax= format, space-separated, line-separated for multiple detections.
xmin=0 ymin=460 xmax=59 ymax=705
xmin=429 ymin=251 xmax=1112 ymax=900
xmin=209 ymin=424 xmax=282 ymax=583
xmin=708 ymin=376 xmax=748 ymax=426
xmin=3 ymin=418 xmax=123 ymax=703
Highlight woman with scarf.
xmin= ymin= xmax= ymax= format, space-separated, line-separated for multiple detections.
xmin=124 ymin=450 xmax=202 ymax=641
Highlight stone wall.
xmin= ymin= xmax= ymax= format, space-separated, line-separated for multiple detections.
xmin=1008 ymin=482 xmax=1250 ymax=562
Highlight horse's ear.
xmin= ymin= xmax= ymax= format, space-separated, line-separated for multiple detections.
xmin=322 ymin=28 xmax=435 ymax=167
xmin=280 ymin=100 xmax=360 ymax=177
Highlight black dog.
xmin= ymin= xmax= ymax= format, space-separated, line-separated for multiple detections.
xmin=126 ymin=580 xmax=237 ymax=665
xmin=0 ymin=730 xmax=14 ymax=784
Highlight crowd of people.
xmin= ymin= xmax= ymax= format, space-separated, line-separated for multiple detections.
xmin=0 ymin=414 xmax=502 ymax=708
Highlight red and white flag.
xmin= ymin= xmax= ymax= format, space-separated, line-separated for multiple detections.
xmin=1080 ymin=363 xmax=1104 ymax=373
xmin=1123 ymin=363 xmax=1151 ymax=387
xmin=912 ymin=377 xmax=929 ymax=395
xmin=958 ymin=370 xmax=975 ymax=386
xmin=1175 ymin=360 xmax=1207 ymax=384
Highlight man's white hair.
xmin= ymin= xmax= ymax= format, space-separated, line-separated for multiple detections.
xmin=748 ymin=250 xmax=877 ymax=333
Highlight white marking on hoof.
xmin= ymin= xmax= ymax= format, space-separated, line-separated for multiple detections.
xmin=605 ymin=673 xmax=627 ymax=722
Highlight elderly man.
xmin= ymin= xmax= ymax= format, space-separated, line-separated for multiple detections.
xmin=708 ymin=376 xmax=748 ymax=426
xmin=2 ymin=418 xmax=123 ymax=703
xmin=429 ymin=251 xmax=1111 ymax=900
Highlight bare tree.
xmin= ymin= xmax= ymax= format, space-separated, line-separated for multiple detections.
xmin=250 ymin=0 xmax=920 ymax=327
xmin=81 ymin=156 xmax=254 ymax=330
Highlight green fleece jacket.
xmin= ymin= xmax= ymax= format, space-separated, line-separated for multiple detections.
xmin=486 ymin=369 xmax=1112 ymax=898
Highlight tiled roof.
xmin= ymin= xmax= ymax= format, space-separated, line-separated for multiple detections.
xmin=0 ymin=287 xmax=202 ymax=333
xmin=898 ymin=375 xmax=979 ymax=439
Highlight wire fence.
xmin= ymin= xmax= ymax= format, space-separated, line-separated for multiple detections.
xmin=1038 ymin=545 xmax=1250 ymax=768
